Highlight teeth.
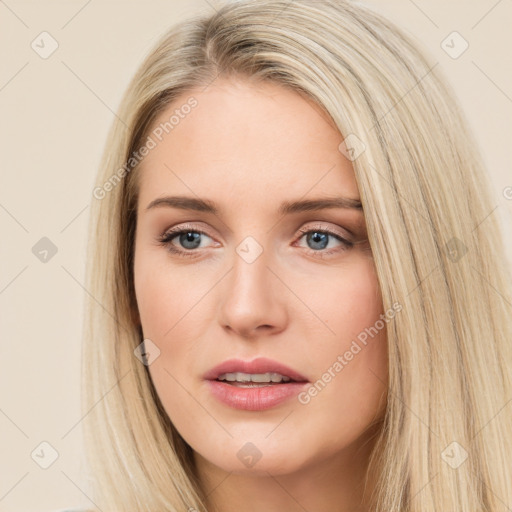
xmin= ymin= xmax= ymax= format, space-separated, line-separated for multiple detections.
xmin=218 ymin=372 xmax=292 ymax=383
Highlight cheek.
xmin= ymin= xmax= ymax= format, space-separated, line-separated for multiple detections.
xmin=133 ymin=252 xmax=212 ymax=436
xmin=133 ymin=246 xmax=207 ymax=339
xmin=300 ymin=256 xmax=384 ymax=340
xmin=133 ymin=247 xmax=215 ymax=386
xmin=296 ymin=259 xmax=388 ymax=428
xmin=134 ymin=265 xmax=175 ymax=339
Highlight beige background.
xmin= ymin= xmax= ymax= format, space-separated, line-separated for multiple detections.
xmin=1 ymin=1 xmax=511 ymax=510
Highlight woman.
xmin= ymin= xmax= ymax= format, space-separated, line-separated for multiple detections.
xmin=81 ymin=0 xmax=512 ymax=510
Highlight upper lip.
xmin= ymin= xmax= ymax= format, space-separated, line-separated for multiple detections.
xmin=203 ymin=357 xmax=309 ymax=382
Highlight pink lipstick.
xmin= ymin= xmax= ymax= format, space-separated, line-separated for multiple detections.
xmin=203 ymin=357 xmax=309 ymax=411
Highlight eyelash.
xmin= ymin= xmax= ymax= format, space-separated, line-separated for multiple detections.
xmin=157 ymin=223 xmax=354 ymax=259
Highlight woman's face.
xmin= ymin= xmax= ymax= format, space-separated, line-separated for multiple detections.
xmin=133 ymin=77 xmax=388 ymax=478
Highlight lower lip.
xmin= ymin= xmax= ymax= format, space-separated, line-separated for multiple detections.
xmin=206 ymin=380 xmax=309 ymax=411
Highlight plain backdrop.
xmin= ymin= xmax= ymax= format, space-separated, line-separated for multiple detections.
xmin=1 ymin=0 xmax=511 ymax=510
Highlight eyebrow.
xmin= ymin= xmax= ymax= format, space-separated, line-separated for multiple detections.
xmin=145 ymin=195 xmax=363 ymax=215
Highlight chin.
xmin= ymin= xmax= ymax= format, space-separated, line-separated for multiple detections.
xmin=194 ymin=435 xmax=321 ymax=477
xmin=209 ymin=453 xmax=306 ymax=476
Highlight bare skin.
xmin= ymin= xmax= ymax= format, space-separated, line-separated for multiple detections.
xmin=133 ymin=76 xmax=388 ymax=512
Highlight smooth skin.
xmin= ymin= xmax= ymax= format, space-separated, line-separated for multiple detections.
xmin=133 ymin=76 xmax=388 ymax=512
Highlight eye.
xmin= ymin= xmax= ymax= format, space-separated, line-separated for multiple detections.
xmin=294 ymin=225 xmax=353 ymax=258
xmin=157 ymin=223 xmax=355 ymax=259
xmin=157 ymin=223 xmax=216 ymax=258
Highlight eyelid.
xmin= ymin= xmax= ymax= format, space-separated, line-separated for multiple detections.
xmin=295 ymin=222 xmax=352 ymax=241
xmin=159 ymin=222 xmax=217 ymax=245
xmin=159 ymin=221 xmax=350 ymax=242
xmin=293 ymin=224 xmax=354 ymax=256
xmin=157 ymin=221 xmax=355 ymax=258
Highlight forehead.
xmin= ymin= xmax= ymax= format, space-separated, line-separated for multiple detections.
xmin=136 ymin=78 xmax=360 ymax=209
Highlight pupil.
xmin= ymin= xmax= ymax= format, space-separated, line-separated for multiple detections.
xmin=180 ymin=232 xmax=201 ymax=249
xmin=177 ymin=231 xmax=330 ymax=251
xmin=308 ymin=232 xmax=328 ymax=250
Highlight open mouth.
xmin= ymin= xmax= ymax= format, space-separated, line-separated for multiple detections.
xmin=216 ymin=372 xmax=301 ymax=387
xmin=205 ymin=361 xmax=309 ymax=410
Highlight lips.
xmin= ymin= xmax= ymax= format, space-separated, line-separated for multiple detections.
xmin=204 ymin=357 xmax=310 ymax=411
xmin=203 ymin=357 xmax=309 ymax=383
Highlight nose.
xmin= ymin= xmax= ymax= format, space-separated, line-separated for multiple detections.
xmin=217 ymin=241 xmax=288 ymax=339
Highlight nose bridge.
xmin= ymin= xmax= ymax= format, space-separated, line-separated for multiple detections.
xmin=217 ymin=233 xmax=286 ymax=336
xmin=230 ymin=234 xmax=273 ymax=304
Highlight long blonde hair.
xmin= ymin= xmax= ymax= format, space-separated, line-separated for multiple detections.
xmin=82 ymin=1 xmax=512 ymax=510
